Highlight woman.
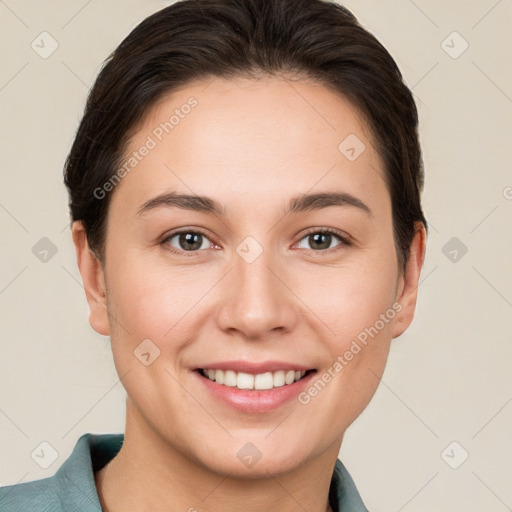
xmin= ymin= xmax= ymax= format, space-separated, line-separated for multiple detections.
xmin=0 ymin=0 xmax=427 ymax=510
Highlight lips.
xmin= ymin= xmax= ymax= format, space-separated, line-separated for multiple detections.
xmin=193 ymin=363 xmax=318 ymax=413
xmin=193 ymin=360 xmax=316 ymax=393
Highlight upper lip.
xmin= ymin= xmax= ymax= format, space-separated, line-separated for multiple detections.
xmin=194 ymin=360 xmax=315 ymax=374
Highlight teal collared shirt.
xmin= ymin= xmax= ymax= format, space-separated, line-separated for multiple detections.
xmin=0 ymin=433 xmax=369 ymax=511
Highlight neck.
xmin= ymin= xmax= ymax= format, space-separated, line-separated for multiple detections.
xmin=95 ymin=401 xmax=340 ymax=512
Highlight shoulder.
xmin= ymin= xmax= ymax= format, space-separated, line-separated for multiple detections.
xmin=0 ymin=476 xmax=62 ymax=512
xmin=0 ymin=432 xmax=123 ymax=512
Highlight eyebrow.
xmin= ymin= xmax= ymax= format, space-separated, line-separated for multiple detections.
xmin=136 ymin=191 xmax=373 ymax=218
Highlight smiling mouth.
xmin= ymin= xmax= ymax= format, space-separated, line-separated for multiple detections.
xmin=197 ymin=368 xmax=316 ymax=390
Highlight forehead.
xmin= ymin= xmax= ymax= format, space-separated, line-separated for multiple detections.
xmin=109 ymin=75 xmax=388 ymax=216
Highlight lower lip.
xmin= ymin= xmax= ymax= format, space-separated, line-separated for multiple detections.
xmin=194 ymin=370 xmax=317 ymax=413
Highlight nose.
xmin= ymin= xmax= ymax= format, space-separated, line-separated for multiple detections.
xmin=215 ymin=248 xmax=299 ymax=340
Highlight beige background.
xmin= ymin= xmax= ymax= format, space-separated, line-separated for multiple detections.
xmin=1 ymin=1 xmax=511 ymax=510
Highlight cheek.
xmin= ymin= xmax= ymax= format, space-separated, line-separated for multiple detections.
xmin=320 ymin=252 xmax=397 ymax=410
xmin=299 ymin=249 xmax=399 ymax=345
xmin=105 ymin=255 xmax=218 ymax=356
xmin=300 ymin=264 xmax=397 ymax=431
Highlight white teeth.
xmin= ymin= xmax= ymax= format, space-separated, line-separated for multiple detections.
xmin=273 ymin=370 xmax=285 ymax=387
xmin=285 ymin=370 xmax=295 ymax=385
xmin=237 ymin=372 xmax=254 ymax=389
xmin=224 ymin=370 xmax=237 ymax=387
xmin=215 ymin=369 xmax=224 ymax=385
xmin=254 ymin=372 xmax=273 ymax=390
xmin=201 ymin=368 xmax=308 ymax=390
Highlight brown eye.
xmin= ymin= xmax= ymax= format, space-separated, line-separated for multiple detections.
xmin=296 ymin=229 xmax=350 ymax=252
xmin=308 ymin=232 xmax=334 ymax=250
xmin=163 ymin=231 xmax=212 ymax=252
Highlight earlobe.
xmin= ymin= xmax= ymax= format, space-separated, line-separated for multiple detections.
xmin=71 ymin=221 xmax=111 ymax=336
xmin=392 ymin=222 xmax=427 ymax=339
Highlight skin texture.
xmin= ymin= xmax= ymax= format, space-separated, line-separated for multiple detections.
xmin=72 ymin=75 xmax=426 ymax=512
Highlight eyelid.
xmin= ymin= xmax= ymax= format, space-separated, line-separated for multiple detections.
xmin=299 ymin=226 xmax=351 ymax=241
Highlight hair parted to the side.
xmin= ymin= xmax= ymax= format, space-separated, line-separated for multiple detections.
xmin=64 ymin=0 xmax=427 ymax=271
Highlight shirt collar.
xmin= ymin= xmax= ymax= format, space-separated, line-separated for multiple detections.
xmin=54 ymin=432 xmax=123 ymax=511
xmin=330 ymin=457 xmax=370 ymax=511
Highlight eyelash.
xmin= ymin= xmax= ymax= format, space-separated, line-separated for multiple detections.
xmin=160 ymin=227 xmax=351 ymax=257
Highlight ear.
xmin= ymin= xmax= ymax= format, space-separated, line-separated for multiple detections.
xmin=392 ymin=221 xmax=427 ymax=339
xmin=71 ymin=221 xmax=111 ymax=336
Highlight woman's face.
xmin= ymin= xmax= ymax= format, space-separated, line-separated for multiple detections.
xmin=77 ymin=75 xmax=423 ymax=476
